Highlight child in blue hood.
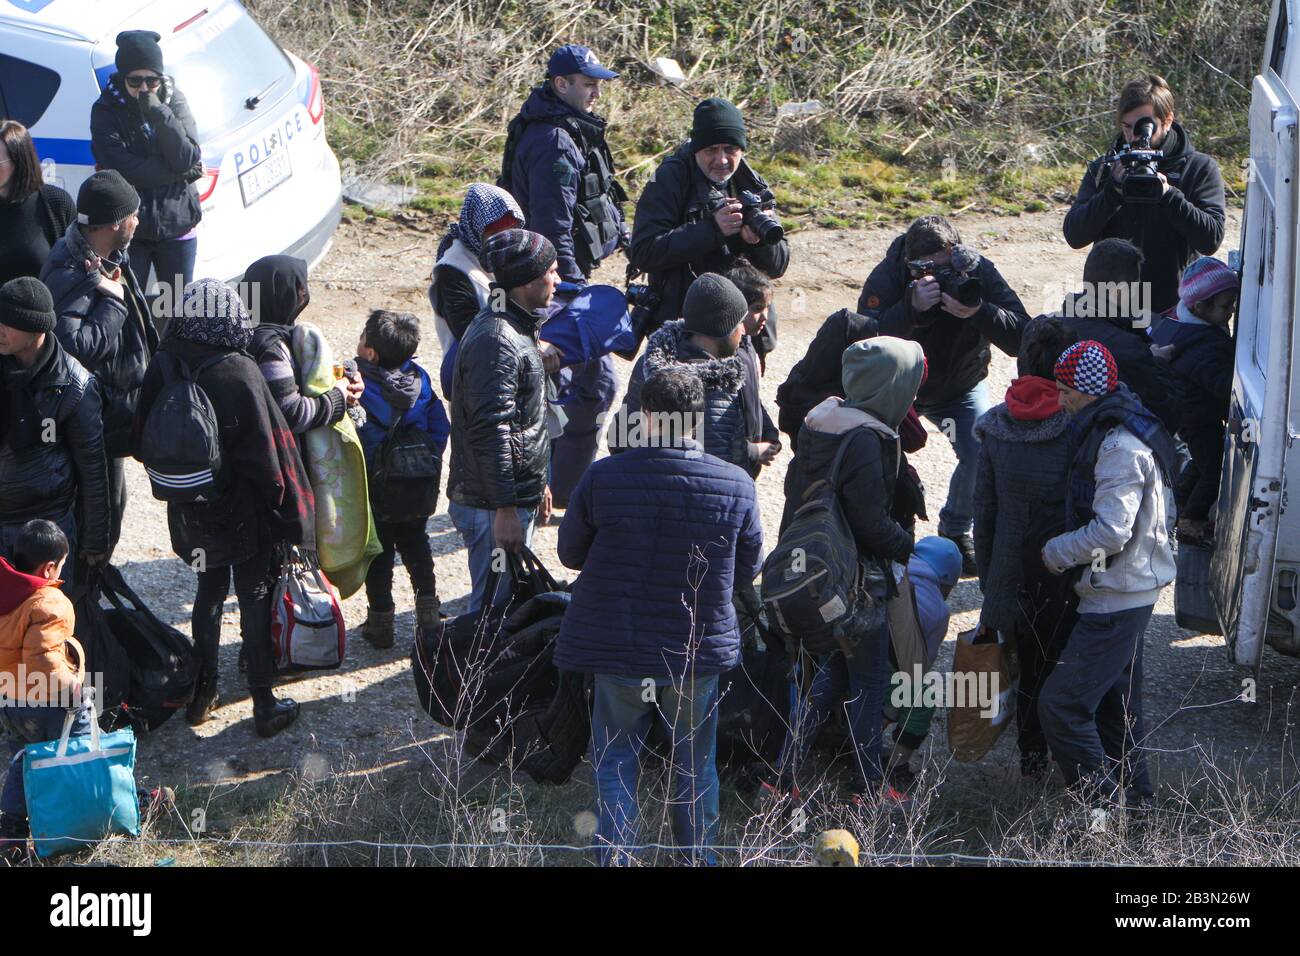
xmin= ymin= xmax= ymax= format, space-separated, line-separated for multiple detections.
xmin=355 ymin=310 xmax=450 ymax=646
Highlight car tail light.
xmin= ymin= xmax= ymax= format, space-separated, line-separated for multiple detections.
xmin=197 ymin=167 xmax=219 ymax=201
xmin=307 ymin=63 xmax=324 ymax=124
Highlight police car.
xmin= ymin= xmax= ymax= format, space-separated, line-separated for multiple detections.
xmin=0 ymin=0 xmax=342 ymax=283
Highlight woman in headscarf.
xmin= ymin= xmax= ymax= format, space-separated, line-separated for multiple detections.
xmin=133 ymin=279 xmax=312 ymax=737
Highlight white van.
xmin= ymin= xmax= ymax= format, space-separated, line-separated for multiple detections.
xmin=1205 ymin=0 xmax=1300 ymax=667
xmin=0 ymin=0 xmax=342 ymax=283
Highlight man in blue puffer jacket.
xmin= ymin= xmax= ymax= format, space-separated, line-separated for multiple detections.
xmin=555 ymin=365 xmax=763 ymax=866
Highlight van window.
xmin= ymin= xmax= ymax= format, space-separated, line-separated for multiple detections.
xmin=0 ymin=53 xmax=61 ymax=128
xmin=166 ymin=3 xmax=296 ymax=141
xmin=1271 ymin=1 xmax=1289 ymax=74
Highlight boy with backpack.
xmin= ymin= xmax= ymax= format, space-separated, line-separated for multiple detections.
xmin=354 ymin=310 xmax=450 ymax=646
xmin=0 ymin=519 xmax=92 ymax=864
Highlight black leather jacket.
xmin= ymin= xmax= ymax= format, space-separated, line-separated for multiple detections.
xmin=0 ymin=335 xmax=110 ymax=554
xmin=447 ymin=295 xmax=550 ymax=510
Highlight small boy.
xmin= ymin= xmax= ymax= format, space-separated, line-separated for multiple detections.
xmin=724 ymin=259 xmax=776 ymax=375
xmin=355 ymin=310 xmax=451 ymax=646
xmin=0 ymin=519 xmax=91 ymax=864
xmin=1150 ymin=257 xmax=1238 ymax=542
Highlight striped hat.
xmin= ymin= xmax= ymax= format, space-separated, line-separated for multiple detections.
xmin=481 ymin=229 xmax=556 ymax=290
xmin=1054 ymin=339 xmax=1117 ymax=397
xmin=1178 ymin=256 xmax=1239 ymax=308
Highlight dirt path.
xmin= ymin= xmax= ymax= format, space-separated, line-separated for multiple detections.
xmin=117 ymin=206 xmax=1298 ymax=811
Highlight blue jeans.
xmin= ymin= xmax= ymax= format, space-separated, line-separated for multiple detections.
xmin=447 ymin=501 xmax=537 ymax=615
xmin=918 ymin=382 xmax=992 ymax=538
xmin=128 ymin=235 xmax=198 ymax=301
xmin=1038 ymin=604 xmax=1155 ymax=803
xmin=590 ymin=673 xmax=720 ymax=866
xmin=1 ymin=697 xmax=93 ymax=819
xmin=777 ymin=607 xmax=890 ymax=791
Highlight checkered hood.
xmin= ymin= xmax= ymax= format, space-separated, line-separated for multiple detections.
xmin=1054 ymin=339 xmax=1117 ymax=396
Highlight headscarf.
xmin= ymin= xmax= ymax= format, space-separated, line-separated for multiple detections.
xmin=242 ymin=255 xmax=308 ymax=328
xmin=167 ymin=278 xmax=253 ymax=350
xmin=436 ymin=183 xmax=524 ymax=259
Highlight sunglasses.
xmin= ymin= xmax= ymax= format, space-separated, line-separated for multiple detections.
xmin=124 ymin=75 xmax=162 ymax=90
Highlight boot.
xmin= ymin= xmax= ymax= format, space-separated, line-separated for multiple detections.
xmin=941 ymin=531 xmax=978 ymax=578
xmin=0 ymin=813 xmax=29 ymax=867
xmin=186 ymin=669 xmax=220 ymax=726
xmin=361 ymin=609 xmax=395 ymax=649
xmin=252 ymin=687 xmax=299 ymax=738
xmin=415 ymin=593 xmax=441 ymax=635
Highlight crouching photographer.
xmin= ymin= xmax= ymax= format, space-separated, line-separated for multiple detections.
xmin=856 ymin=215 xmax=1029 ymax=575
xmin=626 ymin=97 xmax=789 ymax=345
xmin=1063 ymin=74 xmax=1226 ymax=318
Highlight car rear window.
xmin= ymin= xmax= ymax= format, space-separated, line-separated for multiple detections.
xmin=165 ymin=3 xmax=296 ymax=141
xmin=0 ymin=53 xmax=61 ymax=128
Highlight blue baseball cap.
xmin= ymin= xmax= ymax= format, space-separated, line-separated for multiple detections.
xmin=547 ymin=44 xmax=618 ymax=80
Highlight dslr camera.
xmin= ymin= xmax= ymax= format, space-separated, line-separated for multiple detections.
xmin=616 ymin=281 xmax=661 ymax=360
xmin=1103 ymin=116 xmax=1164 ymax=203
xmin=708 ymin=187 xmax=785 ymax=246
xmin=907 ymin=244 xmax=983 ymax=308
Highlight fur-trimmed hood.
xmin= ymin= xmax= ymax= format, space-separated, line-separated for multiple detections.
xmin=642 ymin=319 xmax=745 ymax=396
xmin=974 ymin=403 xmax=1071 ymax=444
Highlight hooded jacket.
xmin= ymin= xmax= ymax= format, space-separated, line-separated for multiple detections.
xmin=0 ymin=558 xmax=79 ymax=704
xmin=776 ymin=308 xmax=880 ymax=444
xmin=1162 ymin=315 xmax=1233 ymax=433
xmin=629 ymin=140 xmax=790 ymax=331
xmin=1062 ymin=122 xmax=1226 ymax=314
xmin=856 ymin=234 xmax=1029 ymax=407
xmin=972 ymin=376 xmax=1074 ymax=633
xmin=447 ymin=294 xmax=550 ymax=510
xmin=609 ymin=319 xmax=778 ymax=477
xmin=244 ymin=256 xmax=346 ymax=437
xmin=355 ymin=357 xmax=451 ymax=471
xmin=41 ymin=221 xmax=158 ymax=457
xmin=0 ymin=335 xmax=109 ymax=556
xmin=89 ymin=74 xmax=203 ymax=243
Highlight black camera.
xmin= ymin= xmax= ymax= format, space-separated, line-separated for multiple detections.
xmin=907 ymin=244 xmax=983 ymax=308
xmin=616 ymin=282 xmax=661 ymax=360
xmin=1104 ymin=116 xmax=1164 ymax=204
xmin=708 ymin=188 xmax=784 ymax=246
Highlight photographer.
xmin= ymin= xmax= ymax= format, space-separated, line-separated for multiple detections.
xmin=856 ymin=215 xmax=1029 ymax=574
xmin=1062 ymin=74 xmax=1226 ymax=317
xmin=90 ymin=30 xmax=203 ymax=304
xmin=628 ymin=97 xmax=789 ymax=335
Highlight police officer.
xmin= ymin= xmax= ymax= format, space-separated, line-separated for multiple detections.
xmin=499 ymin=44 xmax=629 ymax=510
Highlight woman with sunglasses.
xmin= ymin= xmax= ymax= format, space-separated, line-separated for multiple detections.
xmin=90 ymin=30 xmax=204 ymax=310
xmin=0 ymin=120 xmax=76 ymax=286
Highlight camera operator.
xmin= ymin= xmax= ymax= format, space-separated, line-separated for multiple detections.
xmin=856 ymin=215 xmax=1029 ymax=575
xmin=628 ymin=97 xmax=789 ymax=336
xmin=1063 ymin=74 xmax=1226 ymax=317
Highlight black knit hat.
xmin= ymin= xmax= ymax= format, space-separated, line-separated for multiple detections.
xmin=77 ymin=170 xmax=140 ymax=228
xmin=115 ymin=30 xmax=164 ymax=76
xmin=682 ymin=273 xmax=748 ymax=338
xmin=0 ymin=277 xmax=56 ymax=334
xmin=481 ymin=229 xmax=557 ymax=290
xmin=690 ymin=97 xmax=748 ymax=152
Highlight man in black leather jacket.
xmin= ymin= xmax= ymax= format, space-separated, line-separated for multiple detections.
xmin=0 ymin=278 xmax=110 ymax=587
xmin=447 ymin=230 xmax=556 ymax=614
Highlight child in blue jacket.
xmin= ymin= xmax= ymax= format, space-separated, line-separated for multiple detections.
xmin=355 ymin=310 xmax=450 ymax=646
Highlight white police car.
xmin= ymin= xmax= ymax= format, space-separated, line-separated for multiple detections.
xmin=0 ymin=0 xmax=342 ymax=283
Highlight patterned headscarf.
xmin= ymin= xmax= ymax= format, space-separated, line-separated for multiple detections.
xmin=166 ymin=278 xmax=254 ymax=351
xmin=437 ymin=183 xmax=524 ymax=259
xmin=1054 ymin=339 xmax=1117 ymax=397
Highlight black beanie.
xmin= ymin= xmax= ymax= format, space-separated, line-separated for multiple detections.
xmin=690 ymin=97 xmax=748 ymax=152
xmin=482 ymin=229 xmax=557 ymax=290
xmin=115 ymin=30 xmax=165 ymax=76
xmin=77 ymin=170 xmax=141 ymax=228
xmin=682 ymin=273 xmax=748 ymax=338
xmin=0 ymin=277 xmax=56 ymax=334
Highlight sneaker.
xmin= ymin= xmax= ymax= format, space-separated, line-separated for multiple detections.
xmin=941 ymin=532 xmax=978 ymax=578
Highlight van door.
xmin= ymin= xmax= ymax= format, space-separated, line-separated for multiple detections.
xmin=1211 ymin=0 xmax=1298 ymax=668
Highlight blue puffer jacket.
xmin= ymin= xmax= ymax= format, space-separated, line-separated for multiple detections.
xmin=355 ymin=359 xmax=450 ymax=472
xmin=554 ymin=442 xmax=763 ymax=679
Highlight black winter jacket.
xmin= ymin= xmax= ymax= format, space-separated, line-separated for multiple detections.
xmin=629 ymin=141 xmax=789 ymax=331
xmin=90 ymin=75 xmax=202 ymax=243
xmin=776 ymin=308 xmax=879 ymax=443
xmin=856 ymin=235 xmax=1028 ymax=408
xmin=1062 ymin=122 xmax=1226 ymax=314
xmin=447 ymin=295 xmax=550 ymax=510
xmin=0 ymin=335 xmax=110 ymax=555
xmin=41 ymin=223 xmax=158 ymax=458
xmin=1166 ymin=320 xmax=1233 ymax=433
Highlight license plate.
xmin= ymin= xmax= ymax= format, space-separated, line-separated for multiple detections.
xmin=238 ymin=148 xmax=292 ymax=207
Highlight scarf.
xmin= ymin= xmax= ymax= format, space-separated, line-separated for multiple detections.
xmin=1005 ymin=375 xmax=1061 ymax=421
xmin=436 ymin=183 xmax=523 ymax=260
xmin=355 ymin=356 xmax=421 ymax=425
xmin=166 ymin=278 xmax=253 ymax=351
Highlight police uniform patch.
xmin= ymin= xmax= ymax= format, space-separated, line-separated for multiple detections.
xmin=552 ymin=157 xmax=577 ymax=187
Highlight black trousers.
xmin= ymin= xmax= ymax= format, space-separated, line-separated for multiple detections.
xmin=364 ymin=517 xmax=436 ymax=612
xmin=107 ymin=455 xmax=127 ymax=557
xmin=1177 ymin=422 xmax=1226 ymax=523
xmin=1014 ymin=590 xmax=1078 ymax=764
xmin=192 ymin=553 xmax=275 ymax=690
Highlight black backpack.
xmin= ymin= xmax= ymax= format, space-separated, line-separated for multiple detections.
xmin=139 ymin=351 xmax=229 ymax=503
xmin=371 ymin=411 xmax=443 ymax=523
xmin=760 ymin=426 xmax=890 ymax=657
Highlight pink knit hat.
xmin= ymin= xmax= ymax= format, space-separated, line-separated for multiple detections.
xmin=1179 ymin=257 xmax=1239 ymax=308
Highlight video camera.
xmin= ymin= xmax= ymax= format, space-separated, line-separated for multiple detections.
xmin=1103 ymin=116 xmax=1164 ymax=204
xmin=707 ymin=187 xmax=784 ymax=246
xmin=907 ymin=244 xmax=983 ymax=307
